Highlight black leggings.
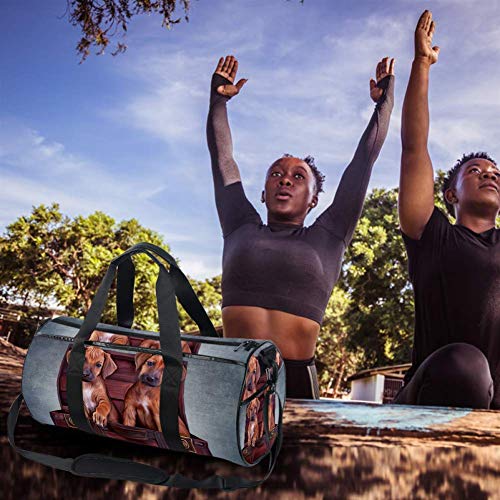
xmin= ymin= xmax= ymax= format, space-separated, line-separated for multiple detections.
xmin=283 ymin=355 xmax=321 ymax=399
xmin=394 ymin=343 xmax=494 ymax=409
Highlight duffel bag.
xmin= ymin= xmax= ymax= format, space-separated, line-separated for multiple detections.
xmin=8 ymin=242 xmax=286 ymax=491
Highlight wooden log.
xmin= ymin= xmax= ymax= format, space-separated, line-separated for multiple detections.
xmin=284 ymin=399 xmax=500 ymax=447
xmin=1 ymin=339 xmax=499 ymax=499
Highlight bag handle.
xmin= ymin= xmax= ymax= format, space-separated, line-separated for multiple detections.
xmin=8 ymin=392 xmax=284 ymax=491
xmin=67 ymin=247 xmax=185 ymax=452
xmin=116 ymin=243 xmax=219 ymax=338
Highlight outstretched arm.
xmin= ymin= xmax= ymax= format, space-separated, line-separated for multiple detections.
xmin=314 ymin=58 xmax=395 ymax=245
xmin=206 ymin=55 xmax=260 ymax=237
xmin=206 ymin=55 xmax=248 ymax=190
xmin=399 ymin=10 xmax=440 ymax=240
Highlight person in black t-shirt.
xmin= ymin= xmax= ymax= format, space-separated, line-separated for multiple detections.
xmin=396 ymin=10 xmax=499 ymax=409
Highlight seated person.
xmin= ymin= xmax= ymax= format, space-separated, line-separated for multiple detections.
xmin=396 ymin=10 xmax=499 ymax=408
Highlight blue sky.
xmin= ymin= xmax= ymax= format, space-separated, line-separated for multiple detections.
xmin=1 ymin=0 xmax=499 ymax=279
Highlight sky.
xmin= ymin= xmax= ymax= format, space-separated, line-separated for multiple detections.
xmin=1 ymin=0 xmax=499 ymax=280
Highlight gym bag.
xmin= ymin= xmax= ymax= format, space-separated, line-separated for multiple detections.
xmin=8 ymin=242 xmax=285 ymax=491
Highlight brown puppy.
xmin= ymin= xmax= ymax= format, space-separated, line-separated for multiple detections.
xmin=245 ymin=397 xmax=261 ymax=448
xmin=243 ymin=355 xmax=262 ymax=400
xmin=122 ymin=339 xmax=191 ymax=436
xmin=66 ymin=346 xmax=120 ymax=427
xmin=90 ymin=329 xmax=130 ymax=345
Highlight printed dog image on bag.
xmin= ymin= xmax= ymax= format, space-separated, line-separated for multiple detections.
xmin=64 ymin=345 xmax=121 ymax=427
xmin=122 ymin=339 xmax=191 ymax=437
xmin=25 ymin=315 xmax=284 ymax=466
xmin=51 ymin=331 xmax=212 ymax=456
xmin=241 ymin=351 xmax=282 ymax=463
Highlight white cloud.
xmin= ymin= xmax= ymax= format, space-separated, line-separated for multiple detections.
xmin=0 ymin=120 xmax=222 ymax=280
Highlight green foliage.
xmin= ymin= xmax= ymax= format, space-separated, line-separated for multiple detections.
xmin=336 ymin=188 xmax=415 ymax=370
xmin=0 ymin=203 xmax=222 ymax=337
xmin=316 ymin=287 xmax=363 ymax=396
xmin=178 ymin=275 xmax=222 ymax=332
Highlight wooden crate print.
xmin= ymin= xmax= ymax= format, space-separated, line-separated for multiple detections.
xmin=49 ymin=331 xmax=280 ymax=463
xmin=50 ymin=331 xmax=211 ymax=456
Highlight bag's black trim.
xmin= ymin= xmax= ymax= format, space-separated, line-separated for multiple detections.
xmin=36 ymin=333 xmax=247 ymax=367
xmin=50 ymin=316 xmax=257 ymax=349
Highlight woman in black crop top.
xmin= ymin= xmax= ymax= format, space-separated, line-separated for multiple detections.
xmin=206 ymin=54 xmax=395 ymax=399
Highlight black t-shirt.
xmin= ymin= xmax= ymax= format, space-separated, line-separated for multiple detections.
xmin=402 ymin=207 xmax=500 ymax=408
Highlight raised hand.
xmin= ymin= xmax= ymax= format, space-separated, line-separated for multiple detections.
xmin=369 ymin=57 xmax=395 ymax=103
xmin=415 ymin=10 xmax=440 ymax=64
xmin=214 ymin=55 xmax=248 ymax=98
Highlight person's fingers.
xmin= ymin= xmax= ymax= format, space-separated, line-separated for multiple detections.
xmin=376 ymin=61 xmax=381 ymax=80
xmin=417 ymin=10 xmax=428 ymax=30
xmin=389 ymin=58 xmax=395 ymax=75
xmin=369 ymin=78 xmax=376 ymax=90
xmin=425 ymin=11 xmax=433 ymax=32
xmin=429 ymin=20 xmax=435 ymax=38
xmin=383 ymin=56 xmax=390 ymax=74
xmin=230 ymin=59 xmax=238 ymax=80
xmin=235 ymin=78 xmax=248 ymax=91
xmin=222 ymin=55 xmax=231 ymax=73
xmin=227 ymin=55 xmax=235 ymax=74
xmin=433 ymin=45 xmax=440 ymax=55
xmin=215 ymin=56 xmax=224 ymax=73
xmin=227 ymin=55 xmax=235 ymax=75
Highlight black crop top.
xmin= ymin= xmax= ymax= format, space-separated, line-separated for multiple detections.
xmin=206 ymin=73 xmax=394 ymax=325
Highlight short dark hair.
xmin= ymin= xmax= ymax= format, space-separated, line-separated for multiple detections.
xmin=274 ymin=153 xmax=326 ymax=195
xmin=442 ymin=151 xmax=497 ymax=216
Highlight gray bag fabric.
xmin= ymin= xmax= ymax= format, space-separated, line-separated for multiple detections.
xmin=8 ymin=242 xmax=285 ymax=491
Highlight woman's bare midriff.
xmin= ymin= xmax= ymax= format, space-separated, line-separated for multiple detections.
xmin=221 ymin=305 xmax=320 ymax=360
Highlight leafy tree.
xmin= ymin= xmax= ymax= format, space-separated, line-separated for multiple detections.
xmin=339 ymin=187 xmax=415 ymax=369
xmin=0 ymin=203 xmax=222 ymax=340
xmin=67 ymin=0 xmax=191 ymax=61
xmin=316 ymin=287 xmax=364 ymax=396
xmin=178 ymin=274 xmax=222 ymax=333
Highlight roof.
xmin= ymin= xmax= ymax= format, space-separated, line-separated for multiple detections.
xmin=347 ymin=363 xmax=412 ymax=382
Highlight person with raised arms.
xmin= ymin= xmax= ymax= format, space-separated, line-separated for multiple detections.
xmin=206 ymin=54 xmax=394 ymax=399
xmin=396 ymin=10 xmax=499 ymax=408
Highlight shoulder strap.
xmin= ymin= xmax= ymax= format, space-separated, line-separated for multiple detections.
xmin=8 ymin=393 xmax=283 ymax=491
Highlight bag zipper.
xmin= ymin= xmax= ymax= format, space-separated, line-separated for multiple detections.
xmin=37 ymin=333 xmax=246 ymax=367
xmin=233 ymin=340 xmax=261 ymax=352
xmin=50 ymin=316 xmax=254 ymax=349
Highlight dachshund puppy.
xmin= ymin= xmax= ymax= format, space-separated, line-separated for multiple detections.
xmin=90 ymin=329 xmax=130 ymax=345
xmin=67 ymin=346 xmax=120 ymax=427
xmin=243 ymin=355 xmax=262 ymax=400
xmin=123 ymin=339 xmax=191 ymax=436
xmin=245 ymin=397 xmax=261 ymax=448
